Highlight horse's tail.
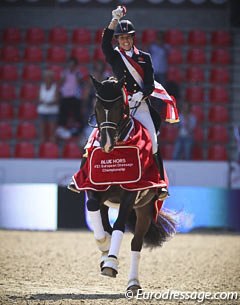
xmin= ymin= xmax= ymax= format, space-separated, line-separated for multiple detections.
xmin=126 ymin=209 xmax=177 ymax=248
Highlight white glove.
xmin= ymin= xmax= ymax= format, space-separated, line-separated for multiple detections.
xmin=130 ymin=92 xmax=144 ymax=104
xmin=112 ymin=6 xmax=124 ymax=20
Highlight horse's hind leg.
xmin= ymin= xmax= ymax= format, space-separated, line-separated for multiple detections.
xmin=127 ymin=203 xmax=153 ymax=293
xmin=101 ymin=191 xmax=137 ymax=278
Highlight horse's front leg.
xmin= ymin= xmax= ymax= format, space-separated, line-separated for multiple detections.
xmin=101 ymin=191 xmax=137 ymax=278
xmin=86 ymin=191 xmax=111 ymax=255
xmin=127 ymin=202 xmax=153 ymax=293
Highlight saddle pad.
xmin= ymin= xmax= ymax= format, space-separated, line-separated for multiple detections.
xmin=89 ymin=146 xmax=141 ymax=185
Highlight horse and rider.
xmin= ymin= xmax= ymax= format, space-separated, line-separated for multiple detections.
xmin=68 ymin=6 xmax=178 ymax=293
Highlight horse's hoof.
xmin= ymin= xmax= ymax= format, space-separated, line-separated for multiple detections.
xmin=95 ymin=232 xmax=111 ymax=252
xmin=99 ymin=251 xmax=108 ymax=269
xmin=127 ymin=279 xmax=141 ymax=296
xmin=101 ymin=256 xmax=118 ymax=277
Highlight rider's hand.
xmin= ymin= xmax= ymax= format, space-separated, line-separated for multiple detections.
xmin=131 ymin=92 xmax=144 ymax=104
xmin=112 ymin=6 xmax=125 ymax=20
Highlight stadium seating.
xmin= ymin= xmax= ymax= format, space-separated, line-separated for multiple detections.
xmin=93 ymin=47 xmax=105 ymax=62
xmin=164 ymin=29 xmax=184 ymax=46
xmin=39 ymin=142 xmax=59 ymax=158
xmin=167 ymin=48 xmax=183 ymax=65
xmin=141 ymin=29 xmax=158 ymax=45
xmin=1 ymin=46 xmax=20 ymax=62
xmin=167 ymin=66 xmax=183 ymax=83
xmin=209 ymin=67 xmax=230 ymax=84
xmin=193 ymin=126 xmax=204 ymax=142
xmin=71 ymin=47 xmax=91 ymax=64
xmin=20 ymin=83 xmax=39 ymax=102
xmin=94 ymin=28 xmax=104 ymax=44
xmin=211 ymin=30 xmax=231 ymax=47
xmin=16 ymin=122 xmax=37 ymax=141
xmin=14 ymin=142 xmax=35 ymax=158
xmin=48 ymin=27 xmax=68 ymax=44
xmin=23 ymin=46 xmax=43 ymax=63
xmin=207 ymin=144 xmax=228 ymax=161
xmin=185 ymin=86 xmax=205 ymax=103
xmin=192 ymin=145 xmax=204 ymax=160
xmin=3 ymin=27 xmax=21 ymax=44
xmin=0 ymin=122 xmax=13 ymax=140
xmin=0 ymin=84 xmax=16 ymax=102
xmin=25 ymin=27 xmax=45 ymax=45
xmin=207 ymin=125 xmax=229 ymax=143
xmin=187 ymin=48 xmax=206 ymax=64
xmin=18 ymin=102 xmax=38 ymax=120
xmin=210 ymin=49 xmax=230 ymax=65
xmin=48 ymin=65 xmax=64 ymax=81
xmin=191 ymin=105 xmax=205 ymax=123
xmin=160 ymin=124 xmax=178 ymax=143
xmin=209 ymin=86 xmax=229 ymax=103
xmin=160 ymin=144 xmax=174 ymax=160
xmin=0 ymin=142 xmax=11 ymax=158
xmin=0 ymin=65 xmax=18 ymax=82
xmin=0 ymin=103 xmax=14 ymax=120
xmin=188 ymin=29 xmax=207 ymax=46
xmin=22 ymin=65 xmax=42 ymax=81
xmin=63 ymin=142 xmax=83 ymax=159
xmin=186 ymin=66 xmax=205 ymax=83
xmin=208 ymin=105 xmax=229 ymax=123
xmin=72 ymin=28 xmax=91 ymax=45
xmin=47 ymin=46 xmax=67 ymax=63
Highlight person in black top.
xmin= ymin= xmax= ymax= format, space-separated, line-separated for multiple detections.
xmin=101 ymin=6 xmax=168 ymax=199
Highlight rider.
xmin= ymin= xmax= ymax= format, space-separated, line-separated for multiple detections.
xmin=101 ymin=6 xmax=168 ymax=199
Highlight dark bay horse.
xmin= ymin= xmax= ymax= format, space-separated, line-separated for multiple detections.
xmin=70 ymin=76 xmax=176 ymax=293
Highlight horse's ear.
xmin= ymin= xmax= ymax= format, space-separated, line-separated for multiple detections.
xmin=90 ymin=75 xmax=102 ymax=92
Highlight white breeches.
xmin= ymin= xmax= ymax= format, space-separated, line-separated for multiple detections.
xmin=129 ymin=100 xmax=158 ymax=154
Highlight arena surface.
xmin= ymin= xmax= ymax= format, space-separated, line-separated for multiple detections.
xmin=0 ymin=230 xmax=239 ymax=305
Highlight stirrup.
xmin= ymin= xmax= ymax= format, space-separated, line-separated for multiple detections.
xmin=67 ymin=181 xmax=80 ymax=193
xmin=158 ymin=187 xmax=169 ymax=200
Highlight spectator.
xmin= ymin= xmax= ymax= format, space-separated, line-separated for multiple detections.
xmin=148 ymin=31 xmax=170 ymax=87
xmin=56 ymin=57 xmax=84 ymax=139
xmin=37 ymin=70 xmax=59 ymax=142
xmin=173 ymin=103 xmax=197 ymax=160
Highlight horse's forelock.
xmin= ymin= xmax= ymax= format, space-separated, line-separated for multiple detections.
xmin=97 ymin=78 xmax=123 ymax=102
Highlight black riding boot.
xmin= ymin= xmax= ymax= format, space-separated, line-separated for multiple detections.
xmin=67 ymin=156 xmax=87 ymax=193
xmin=153 ymin=152 xmax=169 ymax=200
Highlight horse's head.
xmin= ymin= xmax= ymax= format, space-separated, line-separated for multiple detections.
xmin=91 ymin=75 xmax=129 ymax=153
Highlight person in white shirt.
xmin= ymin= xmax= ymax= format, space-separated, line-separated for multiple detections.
xmin=37 ymin=70 xmax=59 ymax=142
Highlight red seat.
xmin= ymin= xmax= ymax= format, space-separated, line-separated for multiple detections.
xmin=210 ymin=49 xmax=230 ymax=65
xmin=20 ymin=83 xmax=39 ymax=102
xmin=209 ymin=67 xmax=230 ymax=84
xmin=18 ymin=102 xmax=38 ymax=120
xmin=22 ymin=65 xmax=42 ymax=81
xmin=164 ymin=29 xmax=184 ymax=46
xmin=0 ymin=122 xmax=13 ymax=140
xmin=47 ymin=46 xmax=67 ymax=63
xmin=208 ymin=105 xmax=229 ymax=123
xmin=192 ymin=145 xmax=204 ymax=160
xmin=3 ymin=27 xmax=21 ymax=44
xmin=48 ymin=65 xmax=63 ymax=81
xmin=63 ymin=141 xmax=83 ymax=159
xmin=188 ymin=29 xmax=207 ymax=46
xmin=191 ymin=105 xmax=204 ymax=123
xmin=207 ymin=144 xmax=228 ymax=161
xmin=16 ymin=122 xmax=37 ymax=140
xmin=72 ymin=28 xmax=91 ymax=45
xmin=187 ymin=48 xmax=206 ymax=64
xmin=93 ymin=47 xmax=105 ymax=62
xmin=23 ymin=46 xmax=43 ymax=62
xmin=1 ymin=46 xmax=20 ymax=62
xmin=207 ymin=125 xmax=228 ymax=143
xmin=167 ymin=48 xmax=183 ymax=65
xmin=0 ymin=84 xmax=16 ymax=102
xmin=160 ymin=144 xmax=174 ymax=160
xmin=193 ymin=125 xmax=204 ymax=142
xmin=167 ymin=66 xmax=183 ymax=83
xmin=39 ymin=142 xmax=59 ymax=158
xmin=186 ymin=66 xmax=204 ymax=83
xmin=141 ymin=29 xmax=158 ymax=45
xmin=71 ymin=47 xmax=90 ymax=64
xmin=14 ymin=142 xmax=35 ymax=158
xmin=48 ymin=27 xmax=68 ymax=44
xmin=0 ymin=103 xmax=14 ymax=120
xmin=0 ymin=142 xmax=11 ymax=158
xmin=160 ymin=124 xmax=178 ymax=143
xmin=25 ymin=27 xmax=45 ymax=44
xmin=94 ymin=28 xmax=104 ymax=44
xmin=78 ymin=65 xmax=89 ymax=81
xmin=209 ymin=86 xmax=229 ymax=103
xmin=185 ymin=86 xmax=205 ymax=103
xmin=211 ymin=30 xmax=231 ymax=47
xmin=0 ymin=65 xmax=18 ymax=81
